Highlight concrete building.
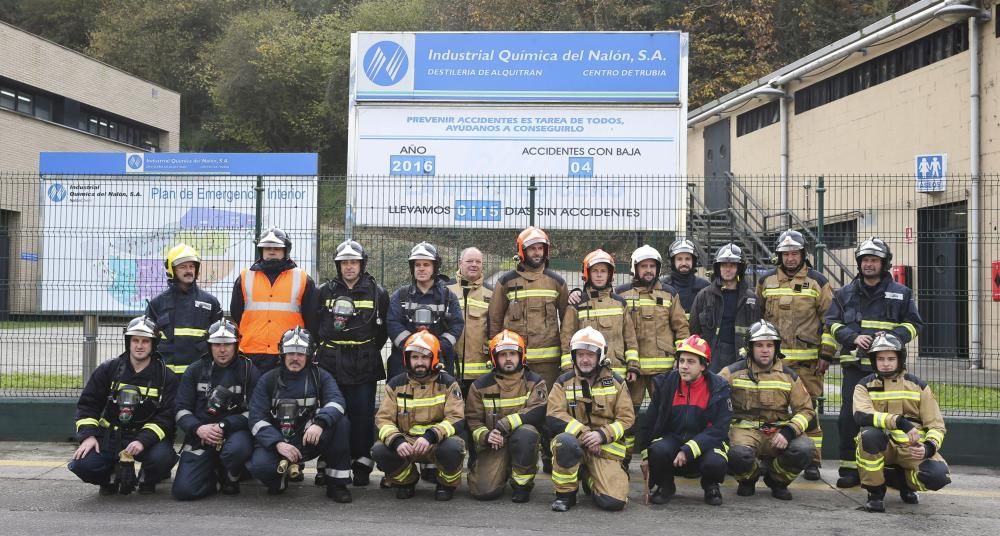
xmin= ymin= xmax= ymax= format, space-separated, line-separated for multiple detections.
xmin=686 ymin=0 xmax=998 ymax=369
xmin=0 ymin=21 xmax=180 ymax=316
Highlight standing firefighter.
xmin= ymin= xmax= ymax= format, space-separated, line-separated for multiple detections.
xmin=246 ymin=327 xmax=353 ymax=502
xmin=826 ymin=238 xmax=923 ymax=488
xmin=372 ymin=331 xmax=467 ymax=501
xmin=172 ymin=320 xmax=260 ymax=500
xmin=466 ymin=330 xmax=548 ymax=502
xmin=547 ymin=327 xmax=635 ymax=512
xmin=447 ymin=247 xmax=493 ymax=389
xmin=146 ymin=243 xmax=223 ymax=375
xmin=231 ymin=227 xmax=319 ymax=372
xmin=70 ymin=316 xmax=178 ymax=495
xmin=854 ymin=332 xmax=950 ymax=512
xmin=661 ymin=239 xmax=710 ymax=316
xmin=314 ymin=239 xmax=390 ymax=487
xmin=757 ymin=230 xmax=835 ymax=479
xmin=639 ymin=335 xmax=731 ymax=506
xmin=721 ymin=320 xmax=816 ymax=500
xmin=690 ymin=243 xmax=761 ymax=373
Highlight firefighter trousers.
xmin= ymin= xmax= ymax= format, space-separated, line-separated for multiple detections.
xmin=786 ymin=359 xmax=825 ymax=465
xmin=646 ymin=435 xmax=728 ymax=489
xmin=247 ymin=418 xmax=351 ymax=492
xmin=856 ymin=427 xmax=951 ymax=492
xmin=69 ymin=432 xmax=177 ymax=487
xmin=529 ymin=360 xmax=561 ymax=464
xmin=627 ymin=373 xmax=659 ymax=463
xmin=468 ymin=425 xmax=540 ymax=500
xmin=371 ymin=435 xmax=466 ymax=488
xmin=728 ymin=428 xmax=814 ymax=485
xmin=550 ymin=433 xmax=628 ymax=511
xmin=172 ymin=429 xmax=253 ymax=500
xmin=838 ymin=364 xmax=870 ymax=474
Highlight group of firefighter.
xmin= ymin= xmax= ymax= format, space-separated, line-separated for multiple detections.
xmin=70 ymin=225 xmax=951 ymax=513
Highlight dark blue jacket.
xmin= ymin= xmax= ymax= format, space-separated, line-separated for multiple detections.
xmin=638 ymin=369 xmax=732 ymax=459
xmin=315 ymin=273 xmax=390 ymax=384
xmin=175 ymin=354 xmax=261 ymax=443
xmin=248 ymin=365 xmax=346 ymax=449
xmin=387 ymin=275 xmax=464 ymax=373
xmin=662 ymin=271 xmax=711 ymax=313
xmin=145 ymin=282 xmax=222 ymax=371
xmin=826 ymin=273 xmax=923 ymax=369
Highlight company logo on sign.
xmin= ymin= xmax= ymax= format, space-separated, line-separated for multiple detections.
xmin=126 ymin=153 xmax=144 ymax=173
xmin=363 ymin=41 xmax=408 ymax=86
xmin=47 ymin=183 xmax=67 ymax=203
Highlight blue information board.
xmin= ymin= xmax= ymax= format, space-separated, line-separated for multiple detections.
xmin=39 ymin=152 xmax=318 ymax=175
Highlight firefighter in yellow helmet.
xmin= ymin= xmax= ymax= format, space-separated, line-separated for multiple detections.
xmin=372 ymin=331 xmax=466 ymax=501
xmin=854 ymin=332 xmax=950 ymax=512
xmin=547 ymin=327 xmax=634 ymax=511
xmin=146 ymin=243 xmax=222 ymax=375
xmin=466 ymin=330 xmax=548 ymax=502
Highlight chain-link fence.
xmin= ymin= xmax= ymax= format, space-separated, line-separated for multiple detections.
xmin=1 ymin=172 xmax=998 ymax=417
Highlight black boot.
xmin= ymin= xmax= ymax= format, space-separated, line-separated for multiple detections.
xmin=219 ymin=469 xmax=240 ymax=495
xmin=650 ymin=477 xmax=676 ymax=504
xmin=541 ymin=457 xmax=553 ymax=474
xmin=737 ymin=478 xmax=757 ymax=497
xmin=352 ymin=461 xmax=371 ymax=486
xmin=764 ymin=474 xmax=792 ymax=500
xmin=864 ymin=485 xmax=886 ymax=512
xmin=899 ymin=487 xmax=919 ymax=504
xmin=420 ymin=465 xmax=438 ymax=483
xmin=551 ymin=491 xmax=577 ymax=512
xmin=99 ymin=483 xmax=118 ymax=496
xmin=703 ymin=483 xmax=723 ymax=506
xmin=837 ymin=468 xmax=860 ymax=488
xmin=136 ymin=469 xmax=155 ymax=494
xmin=314 ymin=472 xmax=327 ymax=486
xmin=803 ymin=463 xmax=821 ymax=481
xmin=395 ymin=484 xmax=415 ymax=499
xmin=327 ymin=484 xmax=353 ymax=503
xmin=434 ymin=483 xmax=455 ymax=501
xmin=511 ymin=484 xmax=532 ymax=503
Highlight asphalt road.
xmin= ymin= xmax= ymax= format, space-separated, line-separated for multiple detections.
xmin=1 ymin=442 xmax=997 ymax=536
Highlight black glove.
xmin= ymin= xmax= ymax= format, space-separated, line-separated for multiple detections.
xmin=116 ymin=451 xmax=137 ymax=495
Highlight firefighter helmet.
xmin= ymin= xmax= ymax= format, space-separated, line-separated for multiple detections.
xmin=164 ymin=243 xmax=201 ymax=280
xmin=334 ymin=239 xmax=367 ymax=275
xmin=570 ymin=327 xmax=610 ymax=368
xmin=676 ymin=334 xmax=711 ymax=365
xmin=668 ymin=238 xmax=699 ymax=270
xmin=402 ymin=331 xmax=442 ymax=372
xmin=582 ymin=249 xmax=615 ymax=285
xmin=775 ymin=230 xmax=806 ymax=252
xmin=488 ymin=329 xmax=526 ymax=369
xmin=630 ymin=244 xmax=662 ymax=279
xmin=868 ymin=331 xmax=906 ymax=376
xmin=206 ymin=319 xmax=240 ymax=345
xmin=256 ymin=227 xmax=292 ymax=259
xmin=745 ymin=320 xmax=783 ymax=363
xmin=123 ymin=316 xmax=159 ymax=353
xmin=713 ymin=243 xmax=746 ymax=280
xmin=408 ymin=242 xmax=441 ymax=275
xmin=278 ymin=326 xmax=313 ymax=356
xmin=855 ymin=237 xmax=893 ymax=274
xmin=516 ymin=226 xmax=550 ymax=262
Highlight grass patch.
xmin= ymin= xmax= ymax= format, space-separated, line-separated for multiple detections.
xmin=820 ymin=371 xmax=1000 ymax=413
xmin=0 ymin=372 xmax=80 ymax=389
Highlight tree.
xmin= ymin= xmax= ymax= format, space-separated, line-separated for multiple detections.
xmin=0 ymin=0 xmax=101 ymax=51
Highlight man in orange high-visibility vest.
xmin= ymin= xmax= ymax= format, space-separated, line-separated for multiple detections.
xmin=231 ymin=227 xmax=319 ymax=373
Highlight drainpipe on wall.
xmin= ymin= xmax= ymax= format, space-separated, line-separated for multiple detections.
xmin=779 ymin=89 xmax=789 ymax=228
xmin=968 ymin=14 xmax=982 ymax=369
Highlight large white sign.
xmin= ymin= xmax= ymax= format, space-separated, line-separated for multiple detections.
xmin=348 ymin=31 xmax=688 ymax=231
xmin=348 ymin=105 xmax=685 ymax=229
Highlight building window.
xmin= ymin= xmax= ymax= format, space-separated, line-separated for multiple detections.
xmin=736 ymin=100 xmax=780 ymax=137
xmin=801 ymin=218 xmax=858 ymax=251
xmin=795 ymin=23 xmax=969 ymax=115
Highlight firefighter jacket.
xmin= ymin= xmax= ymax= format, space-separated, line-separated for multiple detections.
xmin=466 ymin=368 xmax=547 ymax=448
xmin=758 ymin=265 xmax=837 ymax=362
xmin=145 ymin=282 xmax=222 ymax=373
xmin=546 ymin=367 xmax=635 ymax=459
xmin=315 ymin=273 xmax=390 ymax=385
xmin=75 ymin=353 xmax=178 ymax=449
xmin=248 ymin=365 xmax=346 ymax=449
xmin=853 ymin=370 xmax=946 ymax=456
xmin=689 ymin=280 xmax=761 ymax=351
xmin=175 ymin=354 xmax=261 ymax=443
xmin=231 ymin=258 xmax=319 ymax=355
xmin=559 ymin=286 xmax=638 ymax=376
xmin=376 ymin=371 xmax=465 ymax=450
xmin=447 ymin=271 xmax=494 ymax=380
xmin=720 ymin=358 xmax=815 ymax=442
xmin=662 ymin=270 xmax=711 ymax=314
xmin=489 ymin=263 xmax=569 ymax=366
xmin=638 ymin=370 xmax=732 ymax=460
xmin=387 ymin=275 xmax=464 ymax=373
xmin=616 ymin=280 xmax=690 ymax=374
xmin=826 ymin=273 xmax=923 ymax=369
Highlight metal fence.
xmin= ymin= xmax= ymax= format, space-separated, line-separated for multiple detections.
xmin=1 ymin=172 xmax=998 ymax=417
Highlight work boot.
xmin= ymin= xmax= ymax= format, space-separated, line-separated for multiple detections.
xmin=137 ymin=470 xmax=155 ymax=494
xmin=649 ymin=484 xmax=676 ymax=505
xmin=864 ymin=486 xmax=886 ymax=513
xmin=379 ymin=476 xmax=392 ymax=489
xmin=314 ymin=472 xmax=327 ymax=486
xmin=899 ymin=487 xmax=919 ymax=504
xmin=327 ymin=484 xmax=353 ymax=503
xmin=736 ymin=478 xmax=757 ymax=497
xmin=836 ymin=469 xmax=860 ymax=488
xmin=99 ymin=483 xmax=118 ymax=496
xmin=420 ymin=465 xmax=438 ymax=483
xmin=703 ymin=484 xmax=723 ymax=506
xmin=220 ymin=470 xmax=240 ymax=495
xmin=511 ymin=484 xmax=531 ymax=503
xmin=434 ymin=484 xmax=456 ymax=501
xmin=803 ymin=463 xmax=821 ymax=481
xmin=395 ymin=484 xmax=415 ymax=499
xmin=352 ymin=462 xmax=371 ymax=486
xmin=551 ymin=492 xmax=577 ymax=512
xmin=764 ymin=474 xmax=792 ymax=500
xmin=542 ymin=457 xmax=553 ymax=475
